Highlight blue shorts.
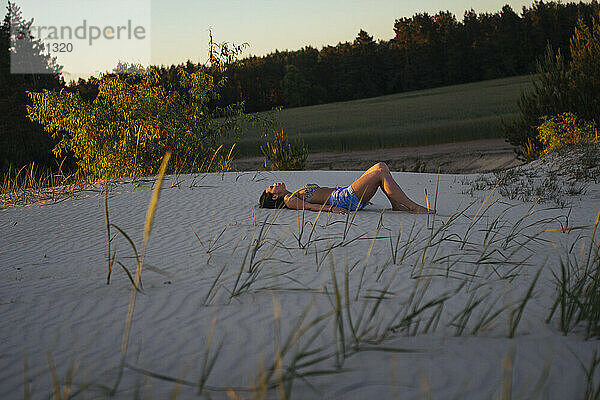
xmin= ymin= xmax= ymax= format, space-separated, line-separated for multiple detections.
xmin=329 ymin=186 xmax=367 ymax=211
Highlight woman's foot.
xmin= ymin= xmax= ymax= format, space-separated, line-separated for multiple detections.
xmin=409 ymin=204 xmax=435 ymax=214
xmin=392 ymin=204 xmax=435 ymax=214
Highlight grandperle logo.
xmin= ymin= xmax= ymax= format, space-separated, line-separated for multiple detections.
xmin=10 ymin=17 xmax=149 ymax=74
xmin=26 ymin=20 xmax=147 ymax=46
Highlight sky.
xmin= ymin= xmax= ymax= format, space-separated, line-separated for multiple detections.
xmin=5 ymin=0 xmax=538 ymax=81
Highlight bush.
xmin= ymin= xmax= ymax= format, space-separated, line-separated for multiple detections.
xmin=26 ymin=67 xmax=244 ymax=178
xmin=504 ymin=13 xmax=600 ymax=159
xmin=261 ymin=128 xmax=309 ymax=171
xmin=25 ymin=35 xmax=246 ymax=178
xmin=537 ymin=112 xmax=597 ymax=155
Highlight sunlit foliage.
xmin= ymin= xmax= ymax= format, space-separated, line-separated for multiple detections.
xmin=27 ymin=54 xmax=246 ymax=178
xmin=537 ymin=112 xmax=597 ymax=155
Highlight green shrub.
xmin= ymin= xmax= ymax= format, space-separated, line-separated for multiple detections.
xmin=26 ymin=67 xmax=243 ymax=178
xmin=504 ymin=13 xmax=600 ymax=159
xmin=25 ymin=35 xmax=246 ymax=178
xmin=261 ymin=128 xmax=309 ymax=171
xmin=537 ymin=112 xmax=597 ymax=155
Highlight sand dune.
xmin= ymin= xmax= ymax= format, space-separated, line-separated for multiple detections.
xmin=1 ymin=166 xmax=599 ymax=399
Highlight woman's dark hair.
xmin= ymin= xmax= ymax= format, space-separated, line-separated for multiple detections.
xmin=259 ymin=191 xmax=286 ymax=209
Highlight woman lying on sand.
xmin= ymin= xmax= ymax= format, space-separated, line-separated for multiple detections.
xmin=259 ymin=162 xmax=434 ymax=214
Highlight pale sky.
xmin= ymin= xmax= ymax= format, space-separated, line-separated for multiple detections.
xmin=4 ymin=0 xmax=539 ymax=80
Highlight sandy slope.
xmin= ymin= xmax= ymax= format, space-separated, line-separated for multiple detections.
xmin=1 ymin=167 xmax=599 ymax=399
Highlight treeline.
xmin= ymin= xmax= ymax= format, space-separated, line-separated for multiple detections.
xmin=210 ymin=1 xmax=599 ymax=112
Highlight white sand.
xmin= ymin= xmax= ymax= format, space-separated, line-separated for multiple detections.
xmin=1 ymin=167 xmax=600 ymax=399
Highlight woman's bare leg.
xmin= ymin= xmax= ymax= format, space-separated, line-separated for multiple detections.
xmin=350 ymin=162 xmax=434 ymax=214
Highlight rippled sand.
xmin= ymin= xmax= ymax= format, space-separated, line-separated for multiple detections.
xmin=1 ymin=168 xmax=599 ymax=399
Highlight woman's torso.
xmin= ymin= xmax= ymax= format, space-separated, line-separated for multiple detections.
xmin=295 ymin=184 xmax=335 ymax=205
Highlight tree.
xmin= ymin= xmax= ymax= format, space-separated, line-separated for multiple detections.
xmin=281 ymin=64 xmax=311 ymax=107
xmin=433 ymin=11 xmax=460 ymax=84
xmin=0 ymin=1 xmax=63 ymax=171
xmin=504 ymin=46 xmax=571 ymax=158
xmin=6 ymin=2 xmax=60 ymax=76
xmin=350 ymin=30 xmax=382 ymax=98
xmin=498 ymin=5 xmax=524 ymax=75
xmin=504 ymin=13 xmax=600 ymax=158
xmin=569 ymin=14 xmax=600 ymax=125
xmin=392 ymin=13 xmax=439 ymax=89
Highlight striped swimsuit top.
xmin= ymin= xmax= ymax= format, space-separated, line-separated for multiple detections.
xmin=300 ymin=184 xmax=320 ymax=203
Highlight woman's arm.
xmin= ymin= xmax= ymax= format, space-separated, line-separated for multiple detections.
xmin=283 ymin=194 xmax=346 ymax=214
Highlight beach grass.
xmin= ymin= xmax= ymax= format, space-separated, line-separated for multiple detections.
xmin=112 ymin=152 xmax=171 ymax=395
xmin=547 ymin=210 xmax=600 ymax=339
xmin=0 ymin=161 xmax=94 ymax=208
xmin=33 ymin=208 xmax=596 ymax=398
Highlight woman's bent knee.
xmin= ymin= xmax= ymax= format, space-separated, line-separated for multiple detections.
xmin=374 ymin=162 xmax=389 ymax=173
